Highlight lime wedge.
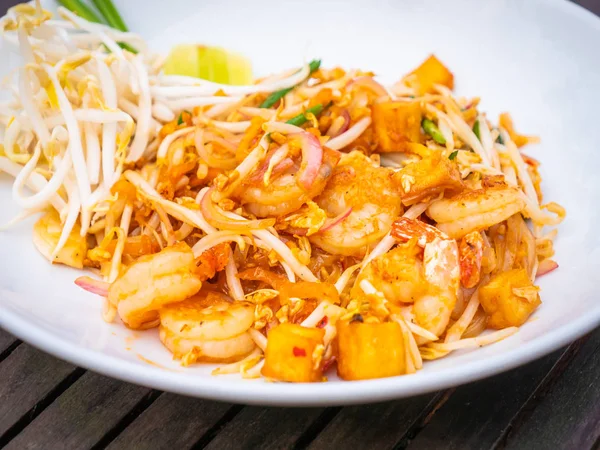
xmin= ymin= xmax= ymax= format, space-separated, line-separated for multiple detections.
xmin=163 ymin=45 xmax=253 ymax=85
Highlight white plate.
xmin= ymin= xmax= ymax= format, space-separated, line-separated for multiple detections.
xmin=1 ymin=0 xmax=600 ymax=406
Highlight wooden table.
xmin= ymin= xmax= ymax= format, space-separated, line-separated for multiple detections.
xmin=2 ymin=0 xmax=600 ymax=448
xmin=1 ymin=326 xmax=600 ymax=449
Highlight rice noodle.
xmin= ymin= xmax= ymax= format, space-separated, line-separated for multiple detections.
xmin=212 ymin=348 xmax=263 ymax=375
xmin=125 ymin=171 xmax=214 ymax=234
xmin=248 ymin=328 xmax=268 ymax=351
xmin=445 ymin=289 xmax=481 ymax=343
xmin=191 ymin=230 xmax=247 ymax=258
xmin=156 ymin=126 xmax=194 ymax=161
xmin=502 ymin=134 xmax=538 ymax=205
xmin=325 ymin=117 xmax=371 ymax=151
xmin=426 ymin=327 xmax=518 ymax=352
xmin=334 ymin=263 xmax=361 ymax=294
xmin=225 ymin=254 xmax=245 ymax=301
xmin=476 ymin=115 xmax=500 ymax=170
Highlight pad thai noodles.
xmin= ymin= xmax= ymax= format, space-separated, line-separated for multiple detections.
xmin=0 ymin=3 xmax=565 ymax=382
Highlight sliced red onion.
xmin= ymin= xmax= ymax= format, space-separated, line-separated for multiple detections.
xmin=284 ymin=226 xmax=308 ymax=236
xmin=319 ymin=206 xmax=353 ymax=232
xmin=75 ymin=276 xmax=109 ymax=297
xmin=536 ymin=259 xmax=558 ymax=277
xmin=347 ymin=76 xmax=388 ymax=97
xmin=289 ymin=132 xmax=323 ymax=191
xmin=326 ymin=117 xmax=371 ymax=151
xmin=248 ymin=158 xmax=294 ymax=183
xmin=325 ymin=109 xmax=351 ymax=138
xmin=322 ymin=355 xmax=337 ymax=372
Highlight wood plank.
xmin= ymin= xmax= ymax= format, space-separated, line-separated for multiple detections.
xmin=0 ymin=344 xmax=79 ymax=442
xmin=0 ymin=328 xmax=18 ymax=355
xmin=106 ymin=394 xmax=233 ymax=450
xmin=501 ymin=327 xmax=600 ymax=450
xmin=4 ymin=371 xmax=156 ymax=450
xmin=575 ymin=0 xmax=600 ymax=17
xmin=203 ymin=406 xmax=328 ymax=450
xmin=404 ymin=345 xmax=575 ymax=450
xmin=307 ymin=394 xmax=439 ymax=450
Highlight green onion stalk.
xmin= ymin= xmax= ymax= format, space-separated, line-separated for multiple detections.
xmin=260 ymin=59 xmax=321 ymax=108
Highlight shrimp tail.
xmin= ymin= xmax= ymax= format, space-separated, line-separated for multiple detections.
xmin=391 ymin=217 xmax=449 ymax=246
xmin=458 ymin=231 xmax=484 ymax=288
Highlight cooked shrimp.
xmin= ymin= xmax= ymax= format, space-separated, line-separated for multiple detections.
xmin=354 ymin=241 xmax=427 ymax=305
xmin=418 ymin=237 xmax=460 ymax=338
xmin=159 ymin=292 xmax=256 ymax=363
xmin=357 ymin=218 xmax=459 ymax=340
xmin=236 ymin=147 xmax=340 ymax=218
xmin=108 ymin=242 xmax=203 ymax=329
xmin=309 ymin=151 xmax=403 ymax=257
xmin=427 ymin=187 xmax=526 ymax=238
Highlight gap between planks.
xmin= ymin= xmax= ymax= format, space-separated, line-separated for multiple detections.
xmin=491 ymin=336 xmax=588 ymax=449
xmin=90 ymin=389 xmax=162 ymax=450
xmin=0 ymin=368 xmax=86 ymax=447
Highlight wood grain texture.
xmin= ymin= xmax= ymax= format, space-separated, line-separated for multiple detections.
xmin=501 ymin=328 xmax=600 ymax=450
xmin=574 ymin=0 xmax=600 ymax=15
xmin=203 ymin=406 xmax=327 ymax=450
xmin=0 ymin=345 xmax=77 ymax=440
xmin=106 ymin=393 xmax=233 ymax=450
xmin=0 ymin=328 xmax=18 ymax=355
xmin=4 ymin=371 xmax=153 ymax=450
xmin=405 ymin=347 xmax=573 ymax=450
xmin=307 ymin=394 xmax=439 ymax=450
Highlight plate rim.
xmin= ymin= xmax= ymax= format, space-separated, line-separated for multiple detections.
xmin=2 ymin=299 xmax=599 ymax=406
xmin=1 ymin=0 xmax=600 ymax=406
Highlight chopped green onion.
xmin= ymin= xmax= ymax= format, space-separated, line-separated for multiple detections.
xmin=496 ymin=131 xmax=504 ymax=144
xmin=176 ymin=110 xmax=192 ymax=125
xmin=260 ymin=87 xmax=293 ymax=109
xmin=422 ymin=119 xmax=446 ymax=145
xmin=91 ymin=0 xmax=128 ymax=32
xmin=286 ymin=103 xmax=324 ymax=127
xmin=473 ymin=120 xmax=481 ymax=141
xmin=308 ymin=59 xmax=322 ymax=74
xmin=260 ymin=59 xmax=321 ymax=108
xmin=117 ymin=42 xmax=138 ymax=54
xmin=448 ymin=150 xmax=458 ymax=160
xmin=58 ymin=0 xmax=103 ymax=23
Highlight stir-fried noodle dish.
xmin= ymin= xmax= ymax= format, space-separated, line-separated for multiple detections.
xmin=0 ymin=4 xmax=565 ymax=382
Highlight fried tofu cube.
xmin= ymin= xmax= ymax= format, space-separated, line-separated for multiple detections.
xmin=404 ymin=55 xmax=454 ymax=96
xmin=373 ymin=100 xmax=422 ymax=152
xmin=262 ymin=323 xmax=325 ymax=382
xmin=336 ymin=320 xmax=405 ymax=380
xmin=479 ymin=269 xmax=541 ymax=329
xmin=394 ymin=151 xmax=464 ymax=205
